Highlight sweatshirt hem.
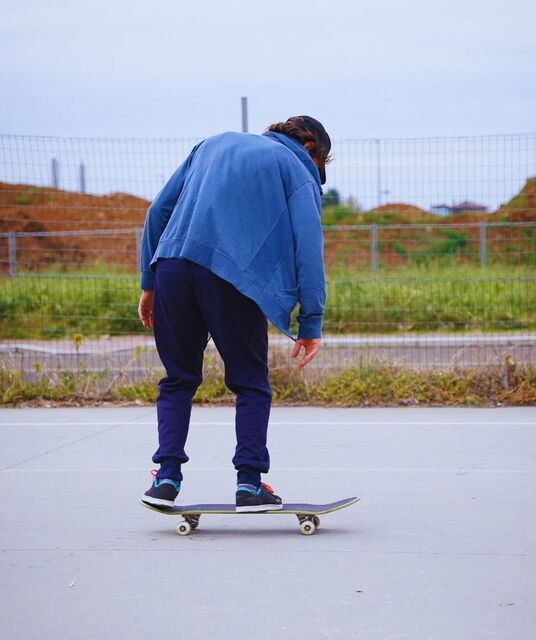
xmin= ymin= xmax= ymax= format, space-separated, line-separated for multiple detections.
xmin=151 ymin=238 xmax=296 ymax=339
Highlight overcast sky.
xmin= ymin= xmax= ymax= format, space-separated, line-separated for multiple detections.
xmin=1 ymin=0 xmax=535 ymax=139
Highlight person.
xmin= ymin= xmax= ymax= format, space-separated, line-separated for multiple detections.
xmin=138 ymin=115 xmax=331 ymax=511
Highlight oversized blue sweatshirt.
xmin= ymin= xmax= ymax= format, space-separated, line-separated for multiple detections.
xmin=140 ymin=131 xmax=326 ymax=339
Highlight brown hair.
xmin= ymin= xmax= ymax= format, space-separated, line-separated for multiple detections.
xmin=266 ymin=121 xmax=332 ymax=164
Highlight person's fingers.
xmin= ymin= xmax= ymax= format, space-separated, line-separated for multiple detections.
xmin=138 ymin=297 xmax=153 ymax=329
xmin=298 ymin=344 xmax=321 ymax=370
xmin=291 ymin=340 xmax=302 ymax=358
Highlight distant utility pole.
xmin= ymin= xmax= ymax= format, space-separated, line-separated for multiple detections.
xmin=241 ymin=96 xmax=249 ymax=133
xmin=79 ymin=162 xmax=86 ymax=194
xmin=51 ymin=158 xmax=59 ymax=189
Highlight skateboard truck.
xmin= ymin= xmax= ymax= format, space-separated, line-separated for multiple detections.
xmin=296 ymin=514 xmax=321 ymax=536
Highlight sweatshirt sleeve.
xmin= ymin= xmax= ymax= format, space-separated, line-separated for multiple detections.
xmin=287 ymin=182 xmax=326 ymax=339
xmin=140 ymin=144 xmax=201 ymax=290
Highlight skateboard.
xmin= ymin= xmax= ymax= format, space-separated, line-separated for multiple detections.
xmin=141 ymin=496 xmax=360 ymax=536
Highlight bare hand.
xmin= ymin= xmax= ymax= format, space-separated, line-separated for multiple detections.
xmin=291 ymin=338 xmax=321 ymax=370
xmin=138 ymin=290 xmax=154 ymax=328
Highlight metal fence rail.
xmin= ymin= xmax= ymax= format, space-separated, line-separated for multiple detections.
xmin=0 ymin=228 xmax=142 ymax=275
xmin=1 ymin=222 xmax=535 ymax=275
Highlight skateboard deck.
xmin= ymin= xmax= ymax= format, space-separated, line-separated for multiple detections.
xmin=141 ymin=496 xmax=360 ymax=535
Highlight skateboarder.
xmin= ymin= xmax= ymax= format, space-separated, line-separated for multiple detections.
xmin=138 ymin=116 xmax=331 ymax=511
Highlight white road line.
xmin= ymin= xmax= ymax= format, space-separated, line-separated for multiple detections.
xmin=2 ymin=467 xmax=535 ymax=474
xmin=1 ymin=421 xmax=535 ymax=427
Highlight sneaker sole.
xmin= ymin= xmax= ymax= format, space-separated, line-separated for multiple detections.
xmin=235 ymin=504 xmax=284 ymax=513
xmin=142 ymin=495 xmax=175 ymax=508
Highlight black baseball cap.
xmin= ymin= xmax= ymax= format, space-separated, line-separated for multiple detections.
xmin=287 ymin=115 xmax=331 ymax=184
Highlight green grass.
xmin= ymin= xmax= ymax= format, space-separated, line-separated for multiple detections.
xmin=0 ymin=265 xmax=534 ymax=339
xmin=0 ymin=273 xmax=140 ymax=338
xmin=323 ymin=265 xmax=536 ymax=334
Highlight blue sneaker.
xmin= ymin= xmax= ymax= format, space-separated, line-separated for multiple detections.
xmin=235 ymin=482 xmax=283 ymax=512
xmin=142 ymin=478 xmax=181 ymax=508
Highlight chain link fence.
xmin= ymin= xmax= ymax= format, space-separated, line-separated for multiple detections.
xmin=1 ymin=133 xmax=535 ymax=380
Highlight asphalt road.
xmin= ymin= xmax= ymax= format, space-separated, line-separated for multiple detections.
xmin=1 ymin=406 xmax=535 ymax=639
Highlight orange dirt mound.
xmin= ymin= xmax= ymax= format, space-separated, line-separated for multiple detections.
xmin=0 ymin=183 xmax=149 ymax=272
xmin=0 ymin=182 xmax=149 ymax=232
xmin=369 ymin=203 xmax=430 ymax=216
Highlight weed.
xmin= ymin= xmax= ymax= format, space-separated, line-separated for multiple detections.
xmin=2 ymin=360 xmax=534 ymax=407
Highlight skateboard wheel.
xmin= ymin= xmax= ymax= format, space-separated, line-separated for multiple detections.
xmin=176 ymin=520 xmax=192 ymax=536
xmin=312 ymin=516 xmax=320 ymax=528
xmin=300 ymin=520 xmax=316 ymax=536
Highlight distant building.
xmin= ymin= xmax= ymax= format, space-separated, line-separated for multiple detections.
xmin=430 ymin=204 xmax=451 ymax=216
xmin=450 ymin=200 xmax=488 ymax=214
xmin=430 ymin=201 xmax=488 ymax=215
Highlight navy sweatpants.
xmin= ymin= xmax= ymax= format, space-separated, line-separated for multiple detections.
xmin=152 ymin=258 xmax=272 ymax=485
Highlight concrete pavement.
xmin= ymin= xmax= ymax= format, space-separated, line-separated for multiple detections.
xmin=1 ymin=406 xmax=535 ymax=639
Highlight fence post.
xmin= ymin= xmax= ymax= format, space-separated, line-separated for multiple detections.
xmin=135 ymin=228 xmax=143 ymax=269
xmin=479 ymin=222 xmax=487 ymax=268
xmin=371 ymin=224 xmax=378 ymax=272
xmin=375 ymin=139 xmax=382 ymax=207
xmin=8 ymin=231 xmax=17 ymax=276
